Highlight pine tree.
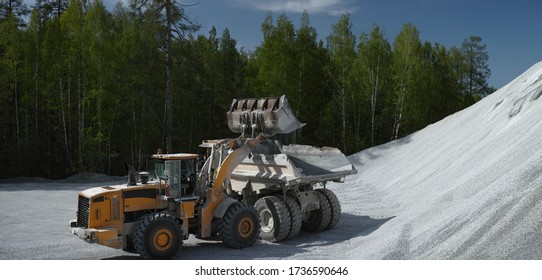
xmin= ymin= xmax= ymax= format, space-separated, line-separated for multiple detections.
xmin=83 ymin=0 xmax=115 ymax=171
xmin=133 ymin=0 xmax=199 ymax=153
xmin=295 ymin=11 xmax=328 ymax=145
xmin=461 ymin=36 xmax=491 ymax=96
xmin=0 ymin=8 xmax=25 ymax=175
xmin=0 ymin=0 xmax=29 ymax=25
xmin=31 ymin=0 xmax=68 ymax=22
xmin=255 ymin=13 xmax=298 ymax=98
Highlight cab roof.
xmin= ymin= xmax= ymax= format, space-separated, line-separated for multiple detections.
xmin=151 ymin=153 xmax=199 ymax=160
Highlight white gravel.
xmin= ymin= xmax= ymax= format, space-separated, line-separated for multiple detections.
xmin=343 ymin=61 xmax=542 ymax=259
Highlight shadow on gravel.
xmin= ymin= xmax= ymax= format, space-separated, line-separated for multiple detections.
xmin=348 ymin=135 xmax=413 ymax=167
xmin=0 ymin=181 xmax=125 ymax=192
xmin=101 ymin=213 xmax=394 ymax=260
xmin=345 ymin=214 xmax=395 ymax=238
xmin=0 ymin=174 xmax=125 ymax=191
xmin=102 ymin=255 xmax=143 ymax=260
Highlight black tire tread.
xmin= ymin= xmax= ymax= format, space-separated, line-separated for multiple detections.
xmin=280 ymin=194 xmax=302 ymax=239
xmin=133 ymin=212 xmax=182 ymax=259
xmin=301 ymin=190 xmax=332 ymax=233
xmin=317 ymin=189 xmax=341 ymax=230
xmin=219 ymin=203 xmax=260 ymax=249
xmin=254 ymin=196 xmax=291 ymax=242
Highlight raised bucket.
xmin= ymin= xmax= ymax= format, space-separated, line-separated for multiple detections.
xmin=226 ymin=95 xmax=305 ymax=137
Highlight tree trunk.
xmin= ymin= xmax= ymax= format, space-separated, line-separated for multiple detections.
xmin=107 ymin=101 xmax=119 ymax=175
xmin=97 ymin=57 xmax=102 ymax=132
xmin=14 ymin=66 xmax=21 ymax=170
xmin=393 ymin=82 xmax=405 ymax=140
xmin=341 ymin=87 xmax=346 ymax=152
xmin=34 ymin=33 xmax=39 ymax=143
xmin=131 ymin=91 xmax=136 ymax=166
xmin=78 ymin=71 xmax=84 ymax=170
xmin=57 ymin=0 xmax=61 ymax=17
xmin=59 ymin=77 xmax=70 ymax=163
xmin=165 ymin=0 xmax=174 ymax=153
xmin=370 ymin=60 xmax=380 ymax=146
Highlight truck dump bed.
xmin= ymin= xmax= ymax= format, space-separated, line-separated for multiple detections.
xmin=230 ymin=141 xmax=357 ymax=193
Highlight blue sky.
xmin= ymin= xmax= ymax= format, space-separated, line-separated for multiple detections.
xmin=177 ymin=0 xmax=541 ymax=89
xmin=30 ymin=0 xmax=542 ymax=88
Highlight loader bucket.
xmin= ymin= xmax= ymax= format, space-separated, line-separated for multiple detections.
xmin=226 ymin=95 xmax=305 ymax=137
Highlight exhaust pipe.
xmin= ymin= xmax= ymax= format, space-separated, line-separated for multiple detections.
xmin=125 ymin=163 xmax=137 ymax=186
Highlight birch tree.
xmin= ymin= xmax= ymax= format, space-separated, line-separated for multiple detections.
xmin=327 ymin=14 xmax=356 ymax=151
xmin=391 ymin=23 xmax=421 ymax=140
xmin=357 ymin=25 xmax=391 ymax=145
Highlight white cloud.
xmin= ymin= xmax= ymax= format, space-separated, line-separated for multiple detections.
xmin=235 ymin=0 xmax=358 ymax=16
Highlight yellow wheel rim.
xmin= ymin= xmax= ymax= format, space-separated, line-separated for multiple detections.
xmin=238 ymin=217 xmax=254 ymax=238
xmin=153 ymin=229 xmax=173 ymax=251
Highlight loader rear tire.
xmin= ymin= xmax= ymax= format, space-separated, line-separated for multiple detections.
xmin=133 ymin=213 xmax=182 ymax=259
xmin=280 ymin=194 xmax=302 ymax=239
xmin=301 ymin=190 xmax=331 ymax=233
xmin=317 ymin=189 xmax=341 ymax=230
xmin=255 ymin=196 xmax=291 ymax=242
xmin=219 ymin=203 xmax=260 ymax=249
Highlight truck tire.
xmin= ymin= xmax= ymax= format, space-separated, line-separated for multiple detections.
xmin=219 ymin=203 xmax=260 ymax=249
xmin=280 ymin=194 xmax=302 ymax=239
xmin=254 ymin=196 xmax=291 ymax=242
xmin=133 ymin=213 xmax=183 ymax=259
xmin=301 ymin=190 xmax=331 ymax=232
xmin=317 ymin=189 xmax=341 ymax=230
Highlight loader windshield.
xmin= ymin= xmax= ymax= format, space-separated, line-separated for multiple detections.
xmin=165 ymin=159 xmax=196 ymax=198
xmin=154 ymin=160 xmax=165 ymax=178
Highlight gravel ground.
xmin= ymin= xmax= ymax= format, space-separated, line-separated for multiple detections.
xmin=0 ymin=179 xmax=379 ymax=260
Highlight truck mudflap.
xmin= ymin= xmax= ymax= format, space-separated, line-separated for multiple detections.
xmin=226 ymin=95 xmax=305 ymax=137
xmin=70 ymin=220 xmax=122 ymax=249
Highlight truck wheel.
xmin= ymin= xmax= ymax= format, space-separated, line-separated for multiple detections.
xmin=280 ymin=194 xmax=302 ymax=239
xmin=254 ymin=196 xmax=291 ymax=242
xmin=133 ymin=213 xmax=182 ymax=259
xmin=219 ymin=203 xmax=260 ymax=248
xmin=317 ymin=189 xmax=341 ymax=230
xmin=301 ymin=191 xmax=331 ymax=232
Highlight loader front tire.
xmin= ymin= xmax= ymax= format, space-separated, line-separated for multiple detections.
xmin=219 ymin=203 xmax=260 ymax=249
xmin=301 ymin=190 xmax=331 ymax=232
xmin=255 ymin=196 xmax=291 ymax=242
xmin=317 ymin=189 xmax=341 ymax=230
xmin=133 ymin=213 xmax=182 ymax=259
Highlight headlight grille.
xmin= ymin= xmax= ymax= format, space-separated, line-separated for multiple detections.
xmin=77 ymin=195 xmax=90 ymax=228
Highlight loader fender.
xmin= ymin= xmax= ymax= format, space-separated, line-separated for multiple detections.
xmin=214 ymin=198 xmax=240 ymax=219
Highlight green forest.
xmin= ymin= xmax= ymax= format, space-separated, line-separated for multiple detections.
xmin=0 ymin=0 xmax=493 ymax=179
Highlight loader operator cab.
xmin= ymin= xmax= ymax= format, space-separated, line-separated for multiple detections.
xmin=151 ymin=153 xmax=198 ymax=199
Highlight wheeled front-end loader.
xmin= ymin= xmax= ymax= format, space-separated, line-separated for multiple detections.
xmin=69 ymin=96 xmax=356 ymax=259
